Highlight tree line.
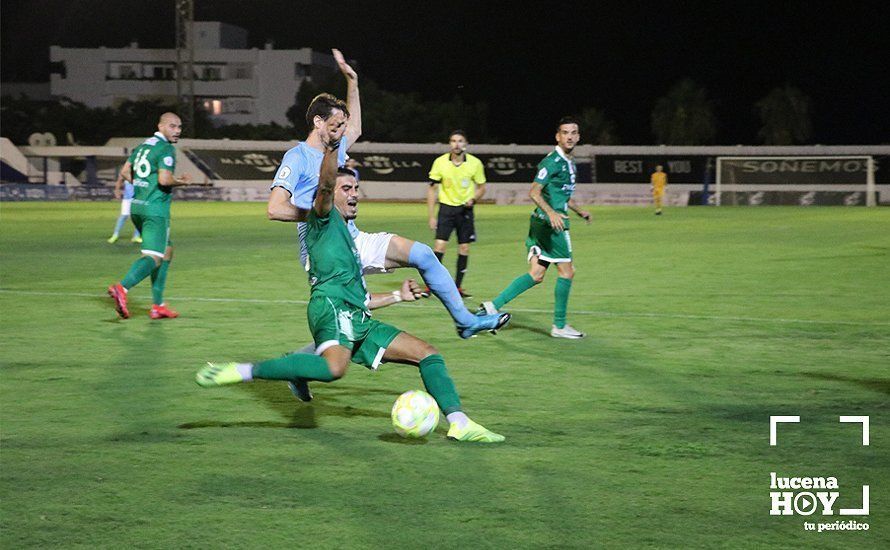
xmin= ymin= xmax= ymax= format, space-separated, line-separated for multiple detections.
xmin=1 ymin=77 xmax=812 ymax=146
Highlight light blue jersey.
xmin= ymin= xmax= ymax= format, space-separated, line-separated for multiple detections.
xmin=123 ymin=181 xmax=135 ymax=200
xmin=271 ymin=139 xmax=355 ymax=267
xmin=271 ymin=139 xmax=350 ymax=210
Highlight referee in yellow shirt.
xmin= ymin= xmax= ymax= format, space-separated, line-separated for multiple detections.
xmin=427 ymin=130 xmax=486 ymax=297
xmin=651 ymin=164 xmax=667 ymax=215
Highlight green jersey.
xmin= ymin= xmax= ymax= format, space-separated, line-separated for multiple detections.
xmin=128 ymin=132 xmax=177 ymax=217
xmin=532 ymin=147 xmax=577 ymax=228
xmin=305 ymin=207 xmax=370 ymax=313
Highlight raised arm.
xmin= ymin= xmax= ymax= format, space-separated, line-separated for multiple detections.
xmin=333 ymin=49 xmax=361 ymax=146
xmin=313 ymin=143 xmax=340 ymax=217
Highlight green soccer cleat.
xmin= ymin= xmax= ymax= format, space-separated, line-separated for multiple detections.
xmin=447 ymin=419 xmax=505 ymax=443
xmin=195 ymin=362 xmax=245 ymax=387
xmin=131 ymin=235 xmax=143 ymax=243
xmin=107 ymin=234 xmax=119 ymax=244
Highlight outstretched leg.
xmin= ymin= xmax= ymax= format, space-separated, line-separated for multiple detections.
xmin=483 ymin=256 xmax=548 ymax=312
xmin=196 ymin=345 xmax=350 ymax=387
xmin=387 ymin=236 xmax=473 ymax=325
xmin=286 ymin=343 xmax=317 ymax=402
xmin=383 ymin=236 xmax=510 ymax=338
xmin=383 ymin=332 xmax=504 ymax=442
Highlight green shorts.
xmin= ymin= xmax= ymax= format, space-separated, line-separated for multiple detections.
xmin=131 ymin=214 xmax=171 ymax=257
xmin=307 ymin=296 xmax=402 ymax=370
xmin=525 ymin=215 xmax=572 ymax=263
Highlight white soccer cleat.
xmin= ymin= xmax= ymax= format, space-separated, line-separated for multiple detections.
xmin=551 ymin=324 xmax=585 ymax=339
xmin=478 ymin=301 xmax=498 ymax=315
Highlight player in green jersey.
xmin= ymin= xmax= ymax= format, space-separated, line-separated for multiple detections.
xmin=107 ymin=113 xmax=198 ymax=320
xmin=480 ymin=116 xmax=591 ymax=339
xmin=196 ymin=140 xmax=504 ymax=443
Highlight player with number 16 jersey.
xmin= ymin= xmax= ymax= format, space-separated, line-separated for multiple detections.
xmin=107 ymin=112 xmax=196 ymax=320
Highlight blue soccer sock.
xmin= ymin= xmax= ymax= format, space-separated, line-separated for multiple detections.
xmin=408 ymin=242 xmax=475 ymax=326
xmin=112 ymin=215 xmax=128 ymax=236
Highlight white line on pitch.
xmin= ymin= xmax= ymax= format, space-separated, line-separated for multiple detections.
xmin=2 ymin=288 xmax=887 ymax=327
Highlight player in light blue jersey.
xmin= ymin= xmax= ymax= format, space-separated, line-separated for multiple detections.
xmin=266 ymin=49 xmax=510 ymax=341
xmin=107 ymin=164 xmax=142 ymax=244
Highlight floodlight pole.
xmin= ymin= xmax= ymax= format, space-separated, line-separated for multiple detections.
xmin=175 ymin=0 xmax=195 ymax=137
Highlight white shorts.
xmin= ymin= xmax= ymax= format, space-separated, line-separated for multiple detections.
xmin=120 ymin=199 xmax=132 ymax=216
xmin=354 ymin=231 xmax=395 ymax=275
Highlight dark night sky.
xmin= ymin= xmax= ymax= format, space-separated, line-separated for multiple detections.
xmin=2 ymin=0 xmax=888 ymax=144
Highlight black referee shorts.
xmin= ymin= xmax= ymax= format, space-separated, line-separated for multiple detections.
xmin=435 ymin=203 xmax=476 ymax=244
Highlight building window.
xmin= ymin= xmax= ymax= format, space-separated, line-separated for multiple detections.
xmin=50 ymin=61 xmax=67 ymax=78
xmin=198 ymin=66 xmax=223 ymax=81
xmin=231 ymin=64 xmax=252 ymax=79
xmin=201 ymin=99 xmax=222 ymax=115
xmin=146 ymin=65 xmax=175 ymax=80
xmin=200 ymin=97 xmax=254 ymax=116
xmin=202 ymin=99 xmax=223 ymax=115
xmin=226 ymin=98 xmax=254 ymax=114
xmin=107 ymin=63 xmax=142 ymax=80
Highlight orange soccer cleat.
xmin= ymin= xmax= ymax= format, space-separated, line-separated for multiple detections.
xmin=150 ymin=304 xmax=179 ymax=319
xmin=107 ymin=284 xmax=129 ymax=319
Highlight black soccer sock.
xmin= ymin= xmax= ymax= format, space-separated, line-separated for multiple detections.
xmin=434 ymin=250 xmax=445 ymax=263
xmin=455 ymin=254 xmax=469 ymax=288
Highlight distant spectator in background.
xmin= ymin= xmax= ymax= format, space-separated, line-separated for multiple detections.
xmin=651 ymin=165 xmax=667 ymax=215
xmin=107 ymin=164 xmax=142 ymax=244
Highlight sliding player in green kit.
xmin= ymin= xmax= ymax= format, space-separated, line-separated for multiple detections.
xmin=195 ymin=138 xmax=505 ymax=443
xmin=107 ymin=113 xmax=206 ymax=319
xmin=480 ymin=117 xmax=591 ymax=338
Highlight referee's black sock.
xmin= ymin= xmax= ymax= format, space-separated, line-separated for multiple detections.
xmin=455 ymin=254 xmax=469 ymax=288
xmin=434 ymin=251 xmax=445 ymax=263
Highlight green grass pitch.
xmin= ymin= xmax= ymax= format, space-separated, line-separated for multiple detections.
xmin=1 ymin=202 xmax=888 ymax=548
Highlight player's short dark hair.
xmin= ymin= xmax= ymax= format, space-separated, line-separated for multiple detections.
xmin=305 ymin=93 xmax=350 ymax=129
xmin=556 ymin=116 xmax=581 ymax=132
xmin=337 ymin=167 xmax=358 ymax=179
xmin=449 ymin=129 xmax=467 ymax=140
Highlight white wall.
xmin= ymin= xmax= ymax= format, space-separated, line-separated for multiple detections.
xmin=49 ymin=45 xmax=327 ymax=126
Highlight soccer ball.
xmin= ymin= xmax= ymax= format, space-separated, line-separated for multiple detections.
xmin=391 ymin=390 xmax=440 ymax=438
